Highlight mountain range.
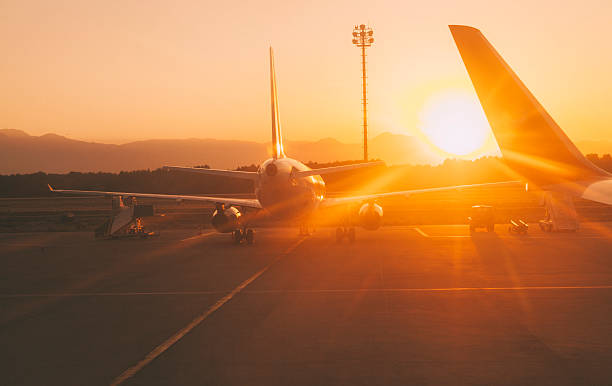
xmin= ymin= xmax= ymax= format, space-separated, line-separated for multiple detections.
xmin=1 ymin=129 xmax=608 ymax=174
xmin=0 ymin=129 xmax=441 ymax=174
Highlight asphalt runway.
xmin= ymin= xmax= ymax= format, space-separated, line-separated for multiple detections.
xmin=1 ymin=224 xmax=612 ymax=385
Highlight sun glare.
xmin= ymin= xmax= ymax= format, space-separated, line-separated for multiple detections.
xmin=418 ymin=90 xmax=492 ymax=156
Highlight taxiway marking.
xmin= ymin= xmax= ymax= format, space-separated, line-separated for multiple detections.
xmin=413 ymin=227 xmax=429 ymax=237
xmin=411 ymin=227 xmax=608 ymax=239
xmin=5 ymin=285 xmax=612 ymax=300
xmin=0 ymin=291 xmax=225 ymax=298
xmin=180 ymin=231 xmax=216 ymax=242
xmin=413 ymin=227 xmax=470 ymax=238
xmin=109 ymin=236 xmax=308 ymax=386
xmin=242 ymin=285 xmax=612 ymax=294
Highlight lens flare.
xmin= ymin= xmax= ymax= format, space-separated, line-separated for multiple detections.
xmin=419 ymin=90 xmax=492 ymax=156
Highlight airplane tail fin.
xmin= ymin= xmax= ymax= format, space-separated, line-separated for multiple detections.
xmin=449 ymin=25 xmax=609 ymax=185
xmin=270 ymin=47 xmax=286 ymax=159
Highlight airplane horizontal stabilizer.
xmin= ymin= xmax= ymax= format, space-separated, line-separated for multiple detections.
xmin=293 ymin=161 xmax=385 ymax=178
xmin=163 ymin=166 xmax=259 ymax=181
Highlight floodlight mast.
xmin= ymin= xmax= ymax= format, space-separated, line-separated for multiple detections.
xmin=352 ymin=24 xmax=374 ymax=161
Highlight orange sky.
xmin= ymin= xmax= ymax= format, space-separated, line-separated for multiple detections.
xmin=1 ymin=0 xmax=610 ymax=157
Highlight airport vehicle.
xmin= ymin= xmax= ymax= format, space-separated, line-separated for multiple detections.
xmin=49 ymin=47 xmax=515 ymax=244
xmin=467 ymin=205 xmax=495 ymax=233
xmin=509 ymin=219 xmax=528 ymax=235
xmin=450 ymin=25 xmax=612 ymax=231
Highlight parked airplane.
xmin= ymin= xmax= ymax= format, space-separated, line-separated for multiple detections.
xmin=50 ymin=47 xmax=514 ymax=243
xmin=450 ymin=25 xmax=612 ymax=230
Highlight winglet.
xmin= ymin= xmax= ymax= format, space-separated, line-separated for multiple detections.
xmin=47 ymin=184 xmax=54 ymax=192
xmin=270 ymin=47 xmax=285 ymax=159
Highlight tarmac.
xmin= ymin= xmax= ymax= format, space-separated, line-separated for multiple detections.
xmin=1 ymin=223 xmax=612 ymax=385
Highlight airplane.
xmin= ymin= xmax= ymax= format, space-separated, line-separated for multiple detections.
xmin=49 ymin=46 xmax=516 ymax=243
xmin=449 ymin=25 xmax=612 ymax=221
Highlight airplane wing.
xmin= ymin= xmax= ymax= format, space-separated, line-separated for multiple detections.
xmin=320 ymin=181 xmax=521 ymax=208
xmin=163 ymin=166 xmax=259 ymax=181
xmin=47 ymin=185 xmax=262 ymax=209
xmin=293 ymin=161 xmax=384 ymax=178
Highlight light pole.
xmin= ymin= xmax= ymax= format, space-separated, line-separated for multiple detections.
xmin=352 ymin=24 xmax=374 ymax=161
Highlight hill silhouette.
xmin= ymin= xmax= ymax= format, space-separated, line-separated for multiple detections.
xmin=2 ymin=129 xmax=608 ymax=175
xmin=0 ymin=129 xmax=439 ymax=174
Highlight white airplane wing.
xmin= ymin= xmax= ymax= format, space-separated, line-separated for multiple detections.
xmin=47 ymin=185 xmax=262 ymax=209
xmin=320 ymin=181 xmax=521 ymax=208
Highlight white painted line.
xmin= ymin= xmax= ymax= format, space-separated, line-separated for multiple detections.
xmin=5 ymin=284 xmax=611 ymax=300
xmin=241 ymin=285 xmax=612 ymax=294
xmin=180 ymin=231 xmax=216 ymax=242
xmin=0 ymin=291 xmax=225 ymax=298
xmin=413 ymin=227 xmax=470 ymax=238
xmin=110 ymin=237 xmax=307 ymax=386
xmin=411 ymin=227 xmax=612 ymax=240
xmin=491 ymin=235 xmax=608 ymax=240
xmin=413 ymin=227 xmax=429 ymax=237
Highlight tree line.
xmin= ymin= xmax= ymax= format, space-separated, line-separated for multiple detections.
xmin=1 ymin=155 xmax=611 ymax=197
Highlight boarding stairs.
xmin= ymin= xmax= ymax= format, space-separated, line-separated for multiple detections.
xmin=95 ymin=197 xmax=154 ymax=238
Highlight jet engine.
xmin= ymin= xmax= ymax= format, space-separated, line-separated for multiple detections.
xmin=211 ymin=205 xmax=242 ymax=233
xmin=358 ymin=202 xmax=383 ymax=230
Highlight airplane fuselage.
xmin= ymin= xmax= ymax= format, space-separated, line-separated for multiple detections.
xmin=255 ymin=157 xmax=325 ymax=219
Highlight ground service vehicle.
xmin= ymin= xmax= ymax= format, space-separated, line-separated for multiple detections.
xmin=468 ymin=205 xmax=495 ymax=233
xmin=509 ymin=219 xmax=528 ymax=234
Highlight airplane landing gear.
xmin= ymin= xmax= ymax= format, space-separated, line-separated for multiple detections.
xmin=233 ymin=227 xmax=254 ymax=245
xmin=245 ymin=229 xmax=254 ymax=244
xmin=299 ymin=224 xmax=315 ymax=236
xmin=336 ymin=207 xmax=356 ymax=243
xmin=336 ymin=227 xmax=355 ymax=243
xmin=233 ymin=229 xmax=243 ymax=244
xmin=336 ymin=227 xmax=343 ymax=242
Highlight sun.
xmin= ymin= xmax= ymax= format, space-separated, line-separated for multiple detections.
xmin=418 ymin=90 xmax=492 ymax=156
